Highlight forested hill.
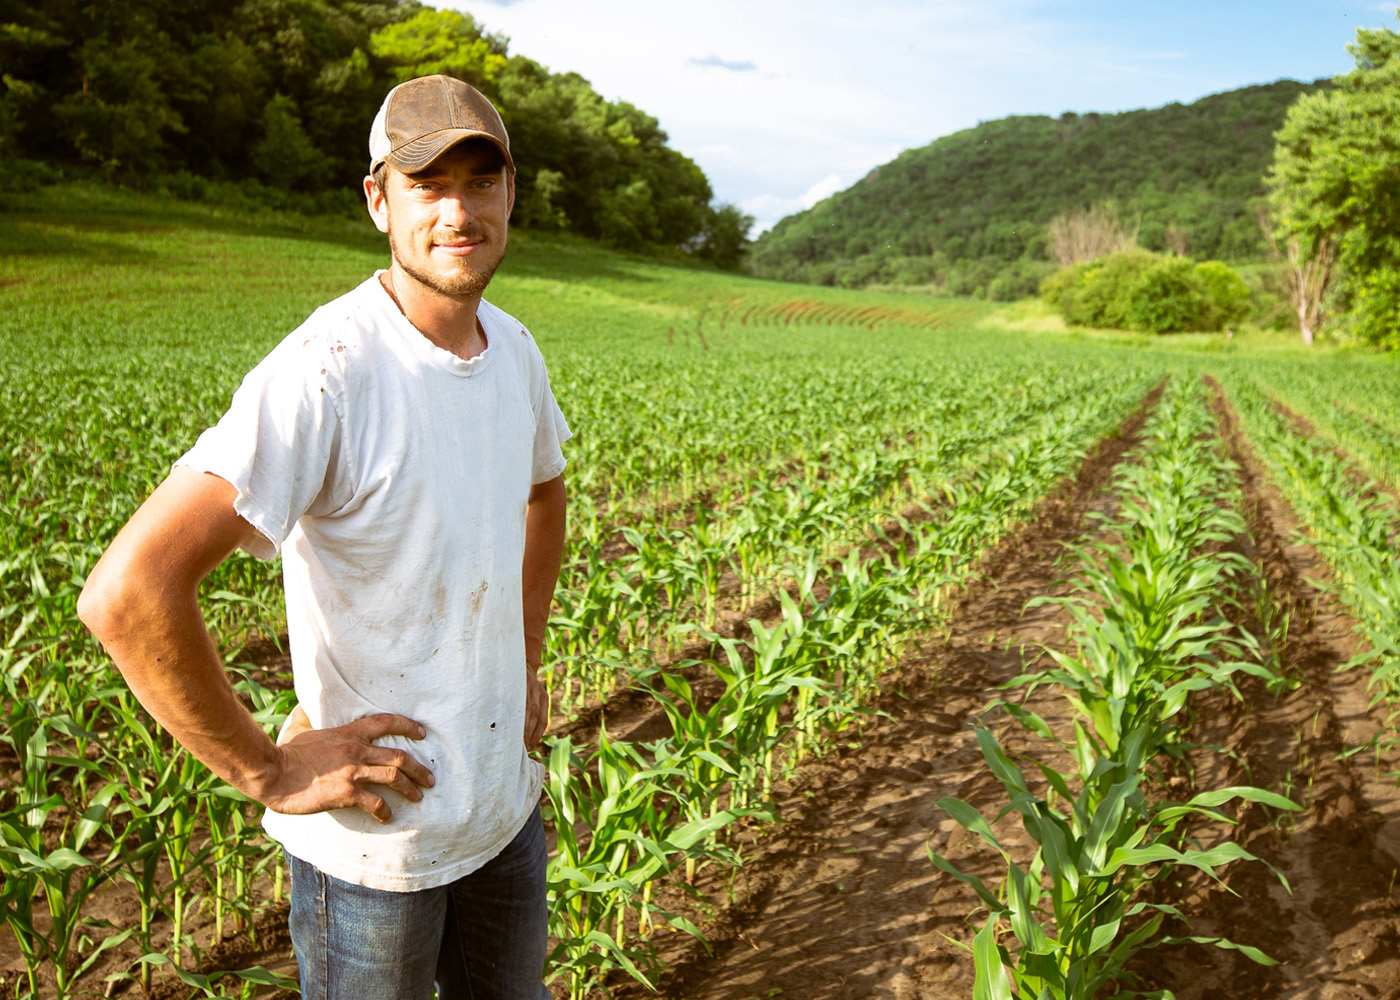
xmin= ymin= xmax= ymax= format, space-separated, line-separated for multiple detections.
xmin=748 ymin=80 xmax=1323 ymax=294
xmin=0 ymin=0 xmax=745 ymax=260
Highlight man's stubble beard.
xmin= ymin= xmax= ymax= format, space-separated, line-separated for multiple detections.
xmin=386 ymin=216 xmax=508 ymax=299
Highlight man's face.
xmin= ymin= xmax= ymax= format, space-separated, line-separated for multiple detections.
xmin=365 ymin=141 xmax=515 ymax=298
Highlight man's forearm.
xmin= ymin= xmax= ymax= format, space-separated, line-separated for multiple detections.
xmin=521 ymin=475 xmax=567 ymax=668
xmin=81 ymin=575 xmax=282 ymax=796
xmin=78 ymin=469 xmax=282 ymax=795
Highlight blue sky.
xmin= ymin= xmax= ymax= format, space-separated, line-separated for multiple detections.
xmin=460 ymin=0 xmax=1395 ymax=233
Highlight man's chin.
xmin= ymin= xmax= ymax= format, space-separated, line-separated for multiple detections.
xmin=397 ymin=260 xmax=501 ymax=299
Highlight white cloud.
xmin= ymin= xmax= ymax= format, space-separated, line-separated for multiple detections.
xmin=741 ymin=173 xmax=847 ymax=234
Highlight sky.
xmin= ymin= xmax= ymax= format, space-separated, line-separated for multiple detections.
xmin=457 ymin=0 xmax=1397 ymax=234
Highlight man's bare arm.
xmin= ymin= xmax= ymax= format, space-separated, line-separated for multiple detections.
xmin=521 ymin=474 xmax=566 ymax=747
xmin=78 ymin=466 xmax=434 ymax=823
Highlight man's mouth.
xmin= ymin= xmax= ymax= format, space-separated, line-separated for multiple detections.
xmin=433 ymin=238 xmax=483 ymax=255
xmin=432 ymin=230 xmax=487 ymax=255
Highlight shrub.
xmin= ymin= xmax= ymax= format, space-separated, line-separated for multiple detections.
xmin=1194 ymin=260 xmax=1251 ymax=330
xmin=1126 ymin=257 xmax=1210 ymax=333
xmin=1039 ymin=263 xmax=1085 ymax=310
xmin=1065 ymin=249 xmax=1160 ymax=328
xmin=1347 ymin=266 xmax=1400 ymax=350
xmin=1043 ymin=251 xmax=1254 ymax=333
xmin=988 ymin=259 xmax=1056 ymax=301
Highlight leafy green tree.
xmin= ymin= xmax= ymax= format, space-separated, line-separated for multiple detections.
xmin=252 ymin=94 xmax=327 ymax=189
xmin=51 ymin=36 xmax=185 ymax=174
xmin=1 ymin=0 xmax=720 ymax=253
xmin=368 ymin=9 xmax=507 ymax=90
xmin=693 ymin=203 xmax=755 ymax=271
xmin=1268 ymin=18 xmax=1400 ymax=348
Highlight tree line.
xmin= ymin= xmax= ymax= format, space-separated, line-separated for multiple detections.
xmin=0 ymin=0 xmax=753 ymax=266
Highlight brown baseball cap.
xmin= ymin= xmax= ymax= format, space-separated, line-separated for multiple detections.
xmin=368 ymin=75 xmax=514 ymax=175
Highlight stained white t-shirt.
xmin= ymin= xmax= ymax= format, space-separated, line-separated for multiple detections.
xmin=177 ymin=273 xmax=570 ymax=891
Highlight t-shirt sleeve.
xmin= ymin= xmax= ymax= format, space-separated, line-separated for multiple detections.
xmin=532 ymin=382 xmax=571 ymax=485
xmin=175 ymin=338 xmax=347 ymax=559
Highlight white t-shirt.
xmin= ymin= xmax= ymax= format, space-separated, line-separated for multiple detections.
xmin=177 ymin=273 xmax=570 ymax=891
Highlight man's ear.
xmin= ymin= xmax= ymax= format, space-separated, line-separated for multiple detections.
xmin=364 ymin=174 xmax=390 ymax=234
xmin=506 ymin=171 xmax=516 ymax=220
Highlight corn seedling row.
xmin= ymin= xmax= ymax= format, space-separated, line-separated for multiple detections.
xmin=929 ymin=377 xmax=1298 ymax=999
xmin=1222 ymin=375 xmax=1400 ymax=746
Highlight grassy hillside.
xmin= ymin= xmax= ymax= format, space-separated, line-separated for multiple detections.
xmin=749 ymin=80 xmax=1322 ymax=296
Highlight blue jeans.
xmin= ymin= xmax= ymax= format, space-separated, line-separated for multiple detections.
xmin=287 ymin=807 xmax=551 ymax=1000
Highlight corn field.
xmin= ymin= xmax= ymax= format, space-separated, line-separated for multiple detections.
xmin=3 ymin=188 xmax=1400 ymax=998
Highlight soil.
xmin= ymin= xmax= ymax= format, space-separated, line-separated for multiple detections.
xmin=8 ymin=376 xmax=1400 ymax=1000
xmin=1135 ymin=381 xmax=1400 ymax=998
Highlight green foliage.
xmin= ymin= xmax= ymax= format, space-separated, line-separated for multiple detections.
xmin=1194 ymin=260 xmax=1252 ymax=330
xmin=1127 ymin=257 xmax=1210 ymax=334
xmin=1043 ymin=251 xmax=1256 ymax=333
xmin=0 ymin=0 xmax=738 ymax=259
xmin=1347 ymin=266 xmax=1400 ymax=350
xmin=691 ymin=203 xmax=756 ymax=271
xmin=369 ymin=8 xmax=507 ymax=88
xmin=251 ymin=95 xmax=327 ymax=190
xmin=1268 ymin=19 xmax=1400 ymax=348
xmin=753 ymin=81 xmax=1322 ymax=290
xmin=1051 ymin=250 xmax=1160 ymax=329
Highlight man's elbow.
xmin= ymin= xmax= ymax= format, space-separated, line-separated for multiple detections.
xmin=77 ymin=560 xmax=130 ymax=647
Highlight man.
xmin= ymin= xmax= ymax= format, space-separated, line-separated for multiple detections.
xmin=78 ymin=75 xmax=568 ymax=999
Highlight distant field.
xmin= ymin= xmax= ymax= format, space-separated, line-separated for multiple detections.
xmin=3 ymin=187 xmax=1399 ymax=999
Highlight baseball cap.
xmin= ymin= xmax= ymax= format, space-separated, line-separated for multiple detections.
xmin=368 ymin=75 xmax=514 ymax=175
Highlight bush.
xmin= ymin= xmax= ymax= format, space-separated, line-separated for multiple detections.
xmin=1039 ymin=264 xmax=1085 ymax=310
xmin=988 ymin=259 xmax=1056 ymax=301
xmin=1347 ymin=266 xmax=1400 ymax=350
xmin=1126 ymin=257 xmax=1210 ymax=333
xmin=1041 ymin=250 xmax=1254 ymax=333
xmin=1193 ymin=260 xmax=1251 ymax=330
xmin=1065 ymin=249 xmax=1159 ymax=328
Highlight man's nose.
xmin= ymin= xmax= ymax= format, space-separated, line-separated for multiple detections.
xmin=439 ymin=189 xmax=471 ymax=228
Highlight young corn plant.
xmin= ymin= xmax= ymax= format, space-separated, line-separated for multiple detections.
xmin=929 ymin=725 xmax=1298 ymax=1000
xmin=543 ymin=732 xmax=747 ymax=1000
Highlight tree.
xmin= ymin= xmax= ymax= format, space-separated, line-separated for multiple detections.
xmin=368 ymin=9 xmax=507 ymax=92
xmin=251 ymin=94 xmax=327 ymax=189
xmin=1257 ymin=206 xmax=1336 ymax=346
xmin=1268 ymin=17 xmax=1400 ymax=348
xmin=693 ymin=203 xmax=755 ymax=271
xmin=1045 ymin=202 xmax=1138 ymax=266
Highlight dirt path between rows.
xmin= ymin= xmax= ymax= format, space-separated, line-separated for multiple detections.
xmin=1136 ymin=381 xmax=1400 ymax=999
xmin=610 ymin=385 xmax=1161 ymax=1000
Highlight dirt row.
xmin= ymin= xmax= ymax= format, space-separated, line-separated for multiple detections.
xmin=607 ymin=378 xmax=1400 ymax=999
xmin=608 ymin=380 xmax=1160 ymax=999
xmin=1139 ymin=382 xmax=1400 ymax=998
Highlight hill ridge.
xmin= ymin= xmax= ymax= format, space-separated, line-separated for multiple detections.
xmin=749 ymin=79 xmax=1325 ymax=297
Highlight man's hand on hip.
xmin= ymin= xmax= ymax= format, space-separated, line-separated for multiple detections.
xmin=262 ymin=711 xmax=435 ymax=824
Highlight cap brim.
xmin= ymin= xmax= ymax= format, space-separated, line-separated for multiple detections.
xmin=382 ymin=129 xmax=515 ymax=174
